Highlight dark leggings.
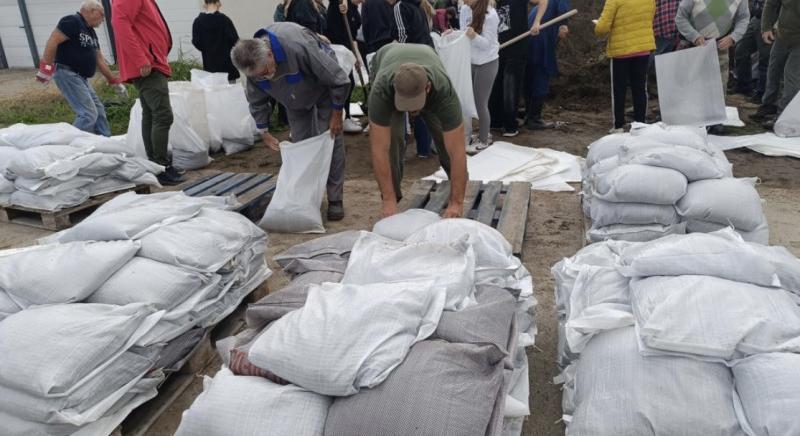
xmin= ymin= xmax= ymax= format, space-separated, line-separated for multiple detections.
xmin=611 ymin=55 xmax=649 ymax=129
xmin=345 ymin=72 xmax=355 ymax=118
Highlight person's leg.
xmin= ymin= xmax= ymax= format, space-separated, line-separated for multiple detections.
xmin=755 ymin=32 xmax=772 ymax=96
xmin=734 ymin=18 xmax=758 ymax=93
xmin=345 ymin=72 xmax=354 ymax=118
xmin=421 ymin=112 xmax=451 ymax=177
xmin=753 ymin=38 xmax=790 ymax=120
xmin=718 ymin=49 xmax=731 ymax=97
xmin=53 ymin=68 xmax=100 ymax=134
xmin=610 ymin=58 xmax=629 ymax=129
xmin=413 ymin=116 xmax=432 ymax=157
xmin=502 ymin=58 xmax=525 ymax=134
xmin=88 ymin=86 xmax=111 ymax=137
xmin=489 ymin=56 xmax=506 ymax=129
xmin=136 ymin=72 xmax=174 ymax=167
xmin=389 ymin=111 xmax=408 ymax=201
xmin=132 ymin=79 xmax=154 ymax=161
xmin=778 ymin=43 xmax=800 ymax=112
xmin=473 ymin=59 xmax=499 ymax=143
xmin=628 ymin=55 xmax=649 ymax=124
xmin=315 ymin=103 xmax=345 ymax=204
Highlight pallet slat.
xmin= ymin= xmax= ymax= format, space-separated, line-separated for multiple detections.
xmin=183 ymin=172 xmax=235 ymax=196
xmin=201 ymin=173 xmax=258 ymax=197
xmin=476 ymin=182 xmax=503 ymax=225
xmin=180 ymin=172 xmax=276 ymax=221
xmin=424 ymin=182 xmax=451 ymax=212
xmin=461 ymin=182 xmax=481 ymax=219
xmin=496 ymin=182 xmax=531 ymax=257
xmin=397 ymin=179 xmax=435 ymax=210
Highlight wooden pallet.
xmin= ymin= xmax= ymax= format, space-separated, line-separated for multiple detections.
xmin=118 ymin=283 xmax=269 ymax=436
xmin=398 ymin=180 xmax=532 ymax=257
xmin=179 ymin=171 xmax=276 ymax=221
xmin=0 ymin=185 xmax=151 ymax=231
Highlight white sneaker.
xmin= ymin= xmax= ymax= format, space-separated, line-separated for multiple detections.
xmin=475 ymin=141 xmax=490 ymax=151
xmin=608 ymin=127 xmax=625 ymax=134
xmin=465 ymin=143 xmax=480 ymax=154
xmin=343 ymin=118 xmax=363 ymax=133
xmin=363 ymin=124 xmax=370 ymax=133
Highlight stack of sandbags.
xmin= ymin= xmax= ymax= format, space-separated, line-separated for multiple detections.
xmin=582 ymin=123 xmax=769 ymax=244
xmin=179 ymin=217 xmax=536 ymax=436
xmin=0 ymin=124 xmax=163 ymax=210
xmin=552 ymin=229 xmax=800 ymax=435
xmin=0 ymin=192 xmax=271 ymax=434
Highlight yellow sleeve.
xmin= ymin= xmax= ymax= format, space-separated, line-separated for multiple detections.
xmin=594 ymin=0 xmax=618 ymax=36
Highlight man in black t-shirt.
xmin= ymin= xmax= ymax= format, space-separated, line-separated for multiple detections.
xmin=36 ymin=0 xmax=124 ymax=137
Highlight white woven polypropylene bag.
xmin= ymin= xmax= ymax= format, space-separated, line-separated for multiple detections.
xmin=372 ymin=208 xmax=441 ymax=241
xmin=175 ymin=367 xmax=331 ymax=436
xmin=733 ymin=353 xmax=800 ymax=436
xmin=587 ymin=197 xmax=679 ymax=227
xmin=248 ymin=280 xmax=446 ymax=396
xmin=676 ymin=178 xmax=764 ymax=231
xmin=591 ymin=164 xmax=688 ymax=205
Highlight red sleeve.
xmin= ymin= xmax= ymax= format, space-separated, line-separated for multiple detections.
xmin=111 ymin=0 xmax=149 ymax=73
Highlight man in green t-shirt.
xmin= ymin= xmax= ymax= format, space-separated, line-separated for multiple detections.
xmin=368 ymin=43 xmax=468 ymax=218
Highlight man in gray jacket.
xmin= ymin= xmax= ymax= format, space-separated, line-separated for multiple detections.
xmin=232 ymin=22 xmax=350 ymax=220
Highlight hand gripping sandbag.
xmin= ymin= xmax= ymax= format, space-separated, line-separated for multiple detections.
xmin=655 ymin=42 xmax=728 ymax=126
xmin=259 ymin=132 xmax=334 ymax=234
xmin=774 ymin=92 xmax=800 ymax=138
xmin=434 ymin=31 xmax=478 ymax=120
xmin=676 ymin=177 xmax=765 ymax=231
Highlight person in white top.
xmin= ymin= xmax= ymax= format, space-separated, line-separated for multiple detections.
xmin=460 ymin=0 xmax=500 ymax=153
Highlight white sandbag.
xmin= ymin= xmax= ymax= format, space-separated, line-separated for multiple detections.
xmin=14 ymin=175 xmax=93 ymax=195
xmin=0 ymin=291 xmax=21 ymax=320
xmin=592 ymin=164 xmax=688 ymax=204
xmin=552 ymin=240 xmax=629 ymax=316
xmin=342 ymin=231 xmax=476 ymax=311
xmin=751 ymin=244 xmax=800 ymax=295
xmin=619 ymin=229 xmax=781 ymax=287
xmin=248 ymin=280 xmax=446 ymax=396
xmin=587 ymin=197 xmax=678 ymax=227
xmin=685 ymin=218 xmax=769 ymax=245
xmin=676 ymin=177 xmax=764 ymax=231
xmin=733 ymin=353 xmax=800 ymax=436
xmin=259 ymin=132 xmax=334 ymax=234
xmin=169 ymin=81 xmax=220 ymax=151
xmin=587 ymin=222 xmax=686 ymax=243
xmin=566 ymin=327 xmax=746 ymax=436
xmin=124 ymin=100 xmax=149 ymax=159
xmin=655 ymin=42 xmax=728 ymax=126
xmin=331 ymin=44 xmax=356 ymax=75
xmin=68 ymin=136 xmax=132 ymax=155
xmin=88 ymin=257 xmax=220 ymax=310
xmin=0 ymin=240 xmax=139 ymax=307
xmin=52 ymin=192 xmax=228 ymax=243
xmin=204 ymin=85 xmax=257 ymax=145
xmin=8 ymin=188 xmax=90 ymax=211
xmin=170 ymin=93 xmax=212 ymax=170
xmin=0 ymin=123 xmax=94 ymax=150
xmin=585 ymin=133 xmax=630 ymax=168
xmin=774 ymin=91 xmax=800 ymax=138
xmin=175 ymin=367 xmax=331 ymax=436
xmin=222 ymin=139 xmax=253 ymax=156
xmin=434 ymin=31 xmax=478 ymax=120
xmin=0 ymin=147 xmax=23 ymax=174
xmin=406 ymin=218 xmax=524 ymax=288
xmin=372 ymin=208 xmax=441 ymax=240
xmin=628 ymin=122 xmax=711 ymax=149
xmin=619 ymin=144 xmax=726 ymax=181
xmin=631 ymin=275 xmax=800 ymax=359
xmin=190 ymin=69 xmax=230 ymax=88
xmin=0 ymin=303 xmax=161 ymax=397
xmin=138 ymin=207 xmax=267 ymax=272
xmin=5 ymin=145 xmax=87 ymax=179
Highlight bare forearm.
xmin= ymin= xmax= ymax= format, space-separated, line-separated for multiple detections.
xmin=369 ymin=123 xmax=397 ymax=202
xmin=534 ymin=0 xmax=549 ymax=25
xmin=42 ymin=32 xmax=66 ymax=64
xmin=443 ymin=124 xmax=467 ymax=208
xmin=96 ymin=53 xmax=115 ymax=80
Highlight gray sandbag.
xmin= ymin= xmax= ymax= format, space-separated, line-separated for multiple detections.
xmin=676 ymin=178 xmax=764 ymax=231
xmin=433 ymin=285 xmax=516 ymax=354
xmin=619 ymin=144 xmax=726 ymax=181
xmin=685 ymin=218 xmax=769 ymax=245
xmin=733 ymin=353 xmax=800 ymax=436
xmin=587 ymin=222 xmax=686 ymax=243
xmin=585 ymin=133 xmax=629 ymax=168
xmin=591 ymin=164 xmax=688 ymax=205
xmin=245 ymin=270 xmax=344 ymax=329
xmin=274 ymin=230 xmax=365 ymax=277
xmin=566 ymin=327 xmax=745 ymax=436
xmin=324 ymin=341 xmax=506 ymax=436
xmin=587 ymin=197 xmax=679 ymax=227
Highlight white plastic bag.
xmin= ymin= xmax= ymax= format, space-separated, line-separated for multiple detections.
xmin=248 ymin=280 xmax=446 ymax=396
xmin=259 ymin=132 xmax=334 ymax=233
xmin=655 ymin=42 xmax=727 ymax=126
xmin=190 ymin=69 xmax=229 ymax=88
xmin=169 ymin=81 xmax=220 ymax=152
xmin=372 ymin=208 xmax=441 ymax=240
xmin=203 ymin=85 xmax=257 ymax=146
xmin=331 ymin=44 xmax=356 ymax=75
xmin=434 ymin=31 xmax=478 ymax=120
xmin=169 ymin=93 xmax=212 ymax=170
xmin=124 ymin=100 xmax=149 ymax=159
xmin=774 ymin=92 xmax=800 ymax=138
xmin=0 ymin=123 xmax=94 ymax=150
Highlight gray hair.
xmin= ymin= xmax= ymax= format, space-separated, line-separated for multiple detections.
xmin=80 ymin=0 xmax=104 ymax=12
xmin=231 ymin=38 xmax=272 ymax=77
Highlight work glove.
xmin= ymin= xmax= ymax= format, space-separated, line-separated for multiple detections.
xmin=36 ymin=61 xmax=56 ymax=84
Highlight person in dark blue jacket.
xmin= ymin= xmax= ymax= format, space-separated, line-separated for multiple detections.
xmin=525 ymin=0 xmax=569 ymax=129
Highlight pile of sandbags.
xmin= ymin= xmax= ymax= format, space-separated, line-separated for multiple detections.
xmin=582 ymin=123 xmax=769 ymax=244
xmin=552 ymin=229 xmax=800 ymax=435
xmin=178 ymin=214 xmax=536 ymax=436
xmin=0 ymin=123 xmax=163 ymax=210
xmin=0 ymin=192 xmax=271 ymax=434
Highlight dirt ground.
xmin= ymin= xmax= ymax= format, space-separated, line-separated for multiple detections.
xmin=1 ymin=66 xmax=799 ymax=435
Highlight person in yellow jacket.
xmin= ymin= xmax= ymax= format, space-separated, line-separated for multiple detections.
xmin=594 ymin=0 xmax=656 ymax=132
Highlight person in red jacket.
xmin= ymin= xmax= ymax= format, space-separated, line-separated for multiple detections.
xmin=111 ymin=0 xmax=184 ymax=185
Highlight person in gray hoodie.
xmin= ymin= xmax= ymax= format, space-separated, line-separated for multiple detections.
xmin=231 ymin=22 xmax=351 ymax=221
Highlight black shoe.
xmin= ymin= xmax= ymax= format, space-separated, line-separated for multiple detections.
xmin=502 ymin=129 xmax=519 ymax=138
xmin=526 ymin=118 xmax=555 ymax=130
xmin=707 ymin=124 xmax=725 ymax=135
xmin=763 ymin=119 xmax=776 ymax=131
xmin=750 ymin=104 xmax=778 ymax=122
xmin=157 ymin=165 xmax=185 ymax=186
xmin=327 ymin=201 xmax=344 ymax=221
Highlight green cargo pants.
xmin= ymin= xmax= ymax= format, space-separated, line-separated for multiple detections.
xmin=133 ymin=71 xmax=173 ymax=167
xmin=390 ymin=112 xmax=452 ymax=201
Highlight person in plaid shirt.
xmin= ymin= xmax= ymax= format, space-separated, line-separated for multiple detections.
xmin=652 ymin=0 xmax=680 ymax=56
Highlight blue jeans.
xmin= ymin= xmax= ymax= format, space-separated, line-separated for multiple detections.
xmin=53 ymin=66 xmax=111 ymax=137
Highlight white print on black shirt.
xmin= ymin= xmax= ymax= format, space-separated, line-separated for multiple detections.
xmin=497 ymin=5 xmax=510 ymax=34
xmin=79 ymin=32 xmax=98 ymax=49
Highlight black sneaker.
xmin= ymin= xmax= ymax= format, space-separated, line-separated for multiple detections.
xmin=502 ymin=129 xmax=519 ymax=138
xmin=526 ymin=118 xmax=555 ymax=130
xmin=750 ymin=104 xmax=778 ymax=122
xmin=763 ymin=119 xmax=776 ymax=131
xmin=327 ymin=201 xmax=344 ymax=221
xmin=157 ymin=165 xmax=185 ymax=186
